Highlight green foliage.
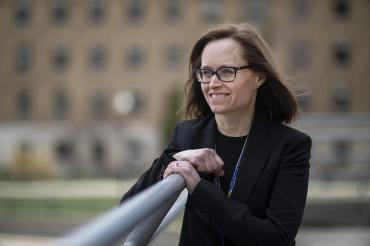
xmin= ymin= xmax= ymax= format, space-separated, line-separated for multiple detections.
xmin=6 ymin=144 xmax=57 ymax=180
xmin=0 ymin=198 xmax=117 ymax=216
xmin=162 ymin=86 xmax=184 ymax=147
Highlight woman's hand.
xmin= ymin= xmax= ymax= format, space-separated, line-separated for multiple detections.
xmin=173 ymin=148 xmax=224 ymax=176
xmin=163 ymin=161 xmax=201 ymax=194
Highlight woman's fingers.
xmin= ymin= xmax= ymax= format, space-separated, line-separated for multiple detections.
xmin=212 ymin=149 xmax=224 ymax=166
xmin=202 ymin=149 xmax=224 ymax=173
xmin=172 ymin=148 xmax=224 ymax=174
xmin=193 ymin=149 xmax=218 ymax=172
xmin=164 ymin=160 xmax=201 ymax=194
xmin=163 ymin=161 xmax=178 ymax=178
xmin=214 ymin=168 xmax=225 ymax=176
xmin=164 ymin=161 xmax=190 ymax=177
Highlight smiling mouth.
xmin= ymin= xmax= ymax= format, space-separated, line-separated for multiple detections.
xmin=210 ymin=93 xmax=229 ymax=99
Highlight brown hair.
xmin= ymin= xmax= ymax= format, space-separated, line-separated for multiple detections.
xmin=185 ymin=23 xmax=299 ymax=124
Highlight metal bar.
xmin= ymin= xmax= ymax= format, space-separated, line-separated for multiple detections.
xmin=151 ymin=190 xmax=187 ymax=240
xmin=53 ymin=174 xmax=185 ymax=246
xmin=123 ymin=190 xmax=187 ymax=246
xmin=123 ymin=192 xmax=181 ymax=246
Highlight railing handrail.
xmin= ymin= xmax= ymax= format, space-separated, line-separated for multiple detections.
xmin=123 ymin=190 xmax=188 ymax=246
xmin=54 ymin=174 xmax=185 ymax=246
xmin=151 ymin=190 xmax=188 ymax=240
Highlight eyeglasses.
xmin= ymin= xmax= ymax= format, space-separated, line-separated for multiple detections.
xmin=194 ymin=65 xmax=252 ymax=84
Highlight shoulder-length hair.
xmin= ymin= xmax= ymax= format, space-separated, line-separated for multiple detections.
xmin=185 ymin=23 xmax=299 ymax=124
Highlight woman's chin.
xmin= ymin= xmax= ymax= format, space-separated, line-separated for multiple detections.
xmin=210 ymin=106 xmax=228 ymax=115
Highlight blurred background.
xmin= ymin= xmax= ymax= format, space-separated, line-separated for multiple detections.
xmin=0 ymin=0 xmax=369 ymax=245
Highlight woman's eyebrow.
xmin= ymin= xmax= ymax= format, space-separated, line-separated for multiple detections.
xmin=200 ymin=64 xmax=234 ymax=69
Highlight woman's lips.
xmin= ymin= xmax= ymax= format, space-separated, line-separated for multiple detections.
xmin=208 ymin=93 xmax=230 ymax=104
xmin=209 ymin=93 xmax=229 ymax=99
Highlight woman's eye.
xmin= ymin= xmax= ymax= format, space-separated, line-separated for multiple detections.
xmin=220 ymin=68 xmax=234 ymax=76
xmin=202 ymin=71 xmax=212 ymax=77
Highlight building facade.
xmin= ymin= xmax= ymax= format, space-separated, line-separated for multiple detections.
xmin=0 ymin=0 xmax=369 ymax=178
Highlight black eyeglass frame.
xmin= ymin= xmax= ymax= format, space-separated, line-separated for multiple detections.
xmin=194 ymin=65 xmax=252 ymax=84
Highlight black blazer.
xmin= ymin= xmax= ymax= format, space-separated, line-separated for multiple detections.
xmin=120 ymin=107 xmax=312 ymax=246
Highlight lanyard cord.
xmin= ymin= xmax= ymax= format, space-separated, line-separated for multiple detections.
xmin=214 ymin=135 xmax=248 ymax=246
xmin=214 ymin=135 xmax=248 ymax=197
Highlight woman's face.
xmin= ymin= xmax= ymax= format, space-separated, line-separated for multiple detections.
xmin=200 ymin=38 xmax=262 ymax=118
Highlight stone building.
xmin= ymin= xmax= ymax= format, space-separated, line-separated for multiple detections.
xmin=0 ymin=0 xmax=369 ymax=178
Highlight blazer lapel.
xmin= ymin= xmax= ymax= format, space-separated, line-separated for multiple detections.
xmin=231 ymin=107 xmax=272 ymax=203
xmin=193 ymin=116 xmax=217 ymax=150
xmin=191 ymin=116 xmax=217 ymax=180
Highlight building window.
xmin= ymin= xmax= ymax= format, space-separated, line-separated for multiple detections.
xmin=91 ymin=139 xmax=106 ymax=166
xmin=90 ymin=90 xmax=109 ymax=119
xmin=332 ymin=139 xmax=351 ymax=164
xmin=291 ymin=0 xmax=310 ymax=21
xmin=242 ymin=0 xmax=268 ymax=23
xmin=291 ymin=40 xmax=312 ymax=70
xmin=14 ymin=0 xmax=31 ymax=27
xmin=15 ymin=44 xmax=33 ymax=73
xmin=333 ymin=0 xmax=350 ymax=19
xmin=51 ymin=0 xmax=69 ymax=26
xmin=297 ymin=94 xmax=311 ymax=111
xmin=88 ymin=0 xmax=105 ymax=25
xmin=54 ymin=89 xmax=69 ymax=120
xmin=55 ymin=139 xmax=75 ymax=163
xmin=332 ymin=80 xmax=351 ymax=112
xmin=126 ymin=0 xmax=145 ymax=23
xmin=126 ymin=139 xmax=143 ymax=166
xmin=164 ymin=0 xmax=182 ymax=23
xmin=126 ymin=46 xmax=145 ymax=69
xmin=52 ymin=45 xmax=70 ymax=72
xmin=164 ymin=45 xmax=182 ymax=70
xmin=16 ymin=89 xmax=32 ymax=120
xmin=200 ymin=0 xmax=221 ymax=23
xmin=89 ymin=45 xmax=107 ymax=71
xmin=332 ymin=41 xmax=351 ymax=67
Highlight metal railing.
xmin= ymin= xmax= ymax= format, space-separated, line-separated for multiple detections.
xmin=124 ymin=190 xmax=188 ymax=246
xmin=54 ymin=174 xmax=186 ymax=246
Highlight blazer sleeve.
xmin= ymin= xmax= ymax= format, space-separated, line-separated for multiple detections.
xmin=119 ymin=124 xmax=181 ymax=204
xmin=187 ymin=133 xmax=312 ymax=246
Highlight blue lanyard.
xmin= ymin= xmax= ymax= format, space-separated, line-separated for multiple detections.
xmin=214 ymin=135 xmax=248 ymax=197
xmin=214 ymin=135 xmax=248 ymax=246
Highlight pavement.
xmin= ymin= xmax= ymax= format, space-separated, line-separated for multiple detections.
xmin=0 ymin=179 xmax=369 ymax=200
xmin=0 ymin=179 xmax=136 ymax=199
xmin=1 ymin=227 xmax=370 ymax=246
xmin=0 ymin=179 xmax=370 ymax=245
xmin=0 ymin=234 xmax=51 ymax=246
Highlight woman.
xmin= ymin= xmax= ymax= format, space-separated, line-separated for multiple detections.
xmin=120 ymin=23 xmax=311 ymax=246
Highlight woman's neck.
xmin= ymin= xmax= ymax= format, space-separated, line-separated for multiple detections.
xmin=215 ymin=110 xmax=254 ymax=137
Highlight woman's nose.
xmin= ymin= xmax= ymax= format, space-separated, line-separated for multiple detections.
xmin=209 ymin=74 xmax=222 ymax=88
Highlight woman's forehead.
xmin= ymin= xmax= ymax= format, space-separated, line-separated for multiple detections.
xmin=201 ymin=39 xmax=245 ymax=66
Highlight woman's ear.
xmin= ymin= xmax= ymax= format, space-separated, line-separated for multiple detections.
xmin=255 ymin=75 xmax=266 ymax=89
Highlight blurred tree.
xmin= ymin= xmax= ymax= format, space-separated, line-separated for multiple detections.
xmin=162 ymin=85 xmax=184 ymax=147
xmin=10 ymin=143 xmax=57 ymax=179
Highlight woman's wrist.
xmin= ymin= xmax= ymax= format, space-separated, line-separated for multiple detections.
xmin=188 ymin=176 xmax=201 ymax=194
